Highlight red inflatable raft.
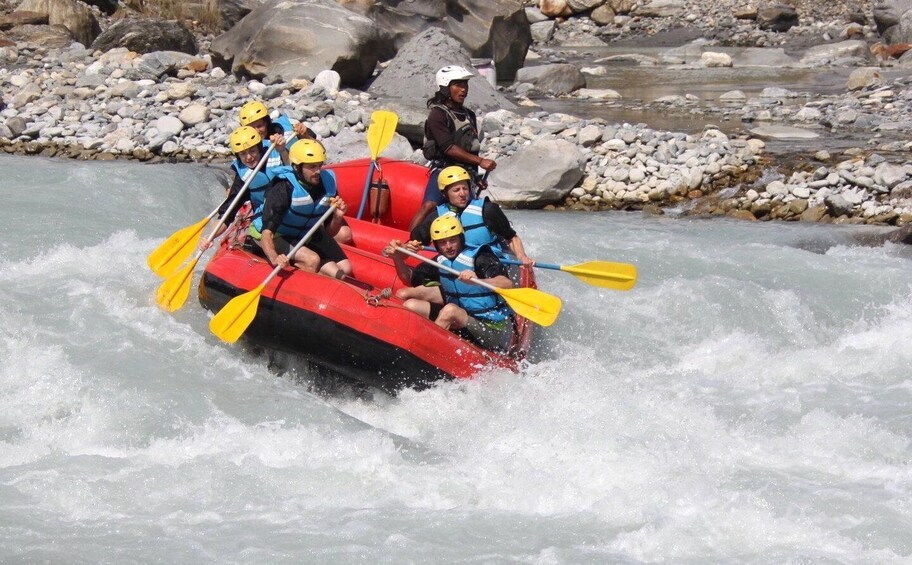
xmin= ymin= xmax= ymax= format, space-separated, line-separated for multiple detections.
xmin=198 ymin=159 xmax=536 ymax=391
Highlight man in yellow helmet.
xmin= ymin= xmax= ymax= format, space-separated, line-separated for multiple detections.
xmin=238 ymin=100 xmax=315 ymax=169
xmin=409 ymin=165 xmax=533 ymax=266
xmin=201 ymin=125 xmax=282 ymax=250
xmin=383 ymin=214 xmax=514 ymax=351
xmin=249 ymin=139 xmax=352 ymax=278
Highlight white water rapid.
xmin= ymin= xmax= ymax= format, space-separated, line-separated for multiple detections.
xmin=1 ymin=155 xmax=911 ymax=563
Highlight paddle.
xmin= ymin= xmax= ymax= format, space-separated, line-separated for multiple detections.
xmin=209 ymin=206 xmax=337 ymax=343
xmin=392 ymin=245 xmax=561 ymax=327
xmin=147 ymin=149 xmax=271 ymax=278
xmin=154 ymin=153 xmax=274 ymax=313
xmin=501 ymin=259 xmax=638 ymax=291
xmin=356 ymin=110 xmax=398 ymax=220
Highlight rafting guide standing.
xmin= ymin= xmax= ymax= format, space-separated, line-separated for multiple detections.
xmin=409 ymin=65 xmax=496 ymax=231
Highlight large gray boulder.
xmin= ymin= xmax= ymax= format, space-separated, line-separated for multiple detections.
xmin=368 ymin=28 xmax=513 ymax=112
xmin=367 ymin=27 xmax=515 ymax=143
xmin=127 ymin=50 xmax=210 ymax=80
xmin=211 ymin=0 xmax=382 ymax=86
xmin=0 ymin=11 xmax=48 ymax=30
xmin=567 ymin=0 xmax=604 ymax=12
xmin=800 ymin=40 xmax=871 ymax=66
xmin=321 ymin=128 xmax=414 ymax=163
xmin=342 ymin=0 xmax=442 ymax=46
xmin=873 ymin=0 xmax=912 ymax=37
xmin=16 ymin=0 xmax=100 ymax=46
xmin=896 ymin=9 xmax=912 ymax=43
xmin=4 ymin=23 xmax=75 ymax=48
xmin=91 ymin=18 xmax=198 ymax=54
xmin=343 ymin=0 xmax=530 ymax=81
xmin=445 ymin=1 xmax=530 ymax=81
xmin=487 ymin=139 xmax=585 ymax=208
xmin=637 ymin=0 xmax=685 ymax=18
xmin=362 ymin=99 xmax=432 ymax=145
xmin=514 ymin=63 xmax=586 ymax=96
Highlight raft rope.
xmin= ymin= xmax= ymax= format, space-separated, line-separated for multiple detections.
xmin=364 ymin=287 xmax=393 ymax=307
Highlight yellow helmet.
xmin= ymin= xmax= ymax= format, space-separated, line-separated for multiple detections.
xmin=289 ymin=139 xmax=326 ymax=165
xmin=437 ymin=165 xmax=472 ymax=192
xmin=229 ymin=126 xmax=261 ymax=153
xmin=430 ymin=213 xmax=465 ymax=242
xmin=239 ymin=101 xmax=268 ymax=126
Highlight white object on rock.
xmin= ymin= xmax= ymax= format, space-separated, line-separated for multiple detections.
xmin=314 ymin=70 xmax=342 ymax=96
xmin=700 ymin=52 xmax=733 ymax=68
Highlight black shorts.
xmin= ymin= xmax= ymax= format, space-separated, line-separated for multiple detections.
xmin=258 ymin=227 xmax=348 ymax=266
xmin=428 ymin=302 xmax=444 ymax=321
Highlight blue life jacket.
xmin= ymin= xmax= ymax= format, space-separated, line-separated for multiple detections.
xmin=437 ymin=197 xmax=503 ymax=254
xmin=252 ymin=169 xmax=337 ymax=239
xmin=437 ymin=246 xmax=510 ymax=323
xmin=230 ymin=154 xmax=285 ymax=214
xmin=262 ymin=114 xmax=299 ymax=169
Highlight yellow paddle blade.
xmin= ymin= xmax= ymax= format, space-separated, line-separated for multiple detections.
xmin=155 ymin=257 xmax=199 ymax=313
xmin=147 ymin=216 xmax=209 ymax=277
xmin=562 ymin=261 xmax=638 ymax=291
xmin=209 ymin=284 xmax=266 ymax=343
xmin=496 ymin=287 xmax=562 ymax=327
xmin=366 ymin=110 xmax=398 ymax=160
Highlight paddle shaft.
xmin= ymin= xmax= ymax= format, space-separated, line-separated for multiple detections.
xmin=356 ymin=160 xmax=376 ymax=220
xmin=475 ymin=170 xmax=490 ymax=196
xmin=394 ymin=246 xmax=500 ymax=294
xmin=394 ymin=245 xmax=562 ymax=327
xmin=258 ymin=205 xmax=337 ymax=289
xmin=201 ymin=149 xmax=270 ymax=244
xmin=201 ymin=148 xmax=272 ymax=246
xmin=501 ymin=258 xmax=560 ymax=270
xmin=501 ymin=257 xmax=637 ymax=290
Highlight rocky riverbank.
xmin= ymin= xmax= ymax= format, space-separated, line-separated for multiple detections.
xmin=2 ymin=0 xmax=912 ymax=227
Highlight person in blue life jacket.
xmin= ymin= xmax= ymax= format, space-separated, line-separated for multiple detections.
xmin=249 ymin=139 xmax=353 ymax=278
xmin=239 ymin=100 xmax=315 ymax=169
xmin=410 ymin=165 xmax=533 ymax=266
xmin=383 ymin=214 xmax=514 ymax=352
xmin=407 ymin=65 xmax=497 ymax=232
xmin=200 ymin=125 xmax=280 ymax=250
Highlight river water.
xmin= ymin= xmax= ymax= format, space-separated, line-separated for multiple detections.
xmin=532 ymin=45 xmax=911 ymax=155
xmin=2 ymin=154 xmax=911 ymax=562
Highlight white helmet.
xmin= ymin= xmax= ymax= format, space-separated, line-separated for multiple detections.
xmin=435 ymin=65 xmax=474 ymax=88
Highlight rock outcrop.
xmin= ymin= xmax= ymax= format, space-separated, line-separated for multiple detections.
xmin=91 ymin=18 xmax=198 ymax=54
xmin=210 ymin=0 xmax=382 ymax=86
xmin=367 ymin=27 xmax=515 ymax=142
xmin=15 ymin=0 xmax=100 ymax=46
xmin=342 ymin=0 xmax=530 ymax=81
xmin=488 ymin=139 xmax=585 ymax=208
